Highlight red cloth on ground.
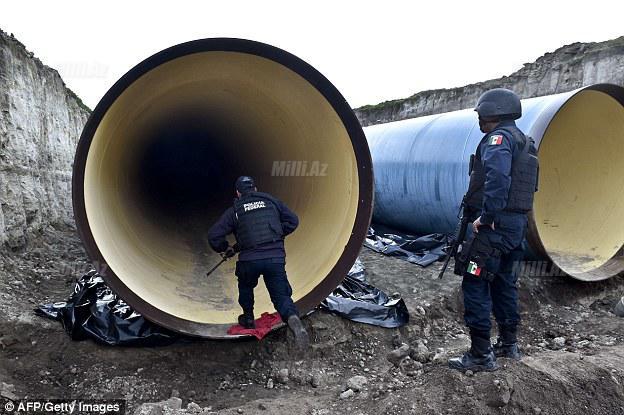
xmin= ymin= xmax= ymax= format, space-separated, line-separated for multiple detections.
xmin=227 ymin=312 xmax=283 ymax=340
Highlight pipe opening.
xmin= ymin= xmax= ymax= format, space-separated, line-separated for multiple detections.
xmin=75 ymin=45 xmax=372 ymax=336
xmin=133 ymin=108 xmax=251 ymax=234
xmin=535 ymin=89 xmax=624 ymax=280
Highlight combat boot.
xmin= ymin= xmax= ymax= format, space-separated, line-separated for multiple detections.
xmin=238 ymin=312 xmax=255 ymax=329
xmin=493 ymin=325 xmax=522 ymax=360
xmin=448 ymin=332 xmax=498 ymax=372
xmin=493 ymin=340 xmax=522 ymax=360
xmin=448 ymin=350 xmax=498 ymax=372
xmin=287 ymin=314 xmax=310 ymax=350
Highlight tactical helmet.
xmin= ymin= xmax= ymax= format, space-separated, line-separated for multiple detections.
xmin=235 ymin=176 xmax=255 ymax=194
xmin=474 ymin=88 xmax=522 ymax=120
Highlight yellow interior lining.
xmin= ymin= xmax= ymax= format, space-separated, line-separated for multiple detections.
xmin=84 ymin=51 xmax=359 ymax=324
xmin=534 ymin=89 xmax=624 ymax=277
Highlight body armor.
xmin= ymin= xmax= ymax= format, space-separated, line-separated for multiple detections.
xmin=233 ymin=191 xmax=284 ymax=250
xmin=466 ymin=125 xmax=539 ymax=213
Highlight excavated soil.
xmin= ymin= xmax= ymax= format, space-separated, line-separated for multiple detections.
xmin=1 ymin=224 xmax=624 ymax=414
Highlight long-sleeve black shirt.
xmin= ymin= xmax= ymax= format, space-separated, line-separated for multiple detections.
xmin=478 ymin=120 xmax=516 ymax=226
xmin=207 ymin=196 xmax=299 ymax=261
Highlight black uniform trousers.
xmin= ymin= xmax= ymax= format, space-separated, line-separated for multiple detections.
xmin=462 ymin=212 xmax=527 ymax=337
xmin=234 ymin=257 xmax=298 ymax=320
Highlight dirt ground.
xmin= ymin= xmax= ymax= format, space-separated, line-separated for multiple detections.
xmin=2 ymin=223 xmax=624 ymax=414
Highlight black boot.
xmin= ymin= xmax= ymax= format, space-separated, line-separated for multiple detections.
xmin=287 ymin=314 xmax=310 ymax=350
xmin=238 ymin=312 xmax=255 ymax=329
xmin=493 ymin=326 xmax=522 ymax=360
xmin=448 ymin=331 xmax=498 ymax=372
xmin=493 ymin=340 xmax=522 ymax=360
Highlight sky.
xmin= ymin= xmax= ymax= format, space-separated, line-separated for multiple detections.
xmin=1 ymin=0 xmax=623 ymax=110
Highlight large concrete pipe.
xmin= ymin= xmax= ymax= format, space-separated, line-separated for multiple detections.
xmin=366 ymin=84 xmax=624 ymax=281
xmin=72 ymin=39 xmax=373 ymax=338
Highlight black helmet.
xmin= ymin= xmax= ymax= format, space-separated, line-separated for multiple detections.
xmin=475 ymin=88 xmax=522 ymax=120
xmin=235 ymin=176 xmax=255 ymax=194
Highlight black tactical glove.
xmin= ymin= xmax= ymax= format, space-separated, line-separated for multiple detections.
xmin=222 ymin=246 xmax=236 ymax=259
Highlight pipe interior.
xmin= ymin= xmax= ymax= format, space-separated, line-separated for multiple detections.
xmin=84 ymin=51 xmax=360 ymax=324
xmin=534 ymin=89 xmax=624 ymax=280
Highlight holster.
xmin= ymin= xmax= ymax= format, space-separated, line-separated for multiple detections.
xmin=453 ymin=232 xmax=501 ymax=282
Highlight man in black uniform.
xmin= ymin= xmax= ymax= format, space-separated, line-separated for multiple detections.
xmin=448 ymin=88 xmax=539 ymax=372
xmin=208 ymin=176 xmax=309 ymax=349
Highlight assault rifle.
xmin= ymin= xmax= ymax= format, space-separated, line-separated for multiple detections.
xmin=438 ymin=196 xmax=471 ymax=279
xmin=438 ymin=153 xmax=478 ymax=279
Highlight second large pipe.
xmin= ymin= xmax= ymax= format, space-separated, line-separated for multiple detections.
xmin=365 ymin=84 xmax=624 ymax=281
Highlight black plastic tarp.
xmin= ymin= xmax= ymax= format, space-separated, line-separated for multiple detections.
xmin=364 ymin=226 xmax=448 ymax=266
xmin=35 ymin=270 xmax=181 ymax=346
xmin=320 ymin=258 xmax=409 ymax=328
xmin=36 ymin=256 xmax=410 ymax=345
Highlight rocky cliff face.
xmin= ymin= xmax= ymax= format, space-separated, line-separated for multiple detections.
xmin=0 ymin=29 xmax=90 ymax=249
xmin=356 ymin=36 xmax=624 ymax=126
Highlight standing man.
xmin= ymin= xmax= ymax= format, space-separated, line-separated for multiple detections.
xmin=448 ymin=89 xmax=539 ymax=372
xmin=208 ymin=176 xmax=309 ymax=349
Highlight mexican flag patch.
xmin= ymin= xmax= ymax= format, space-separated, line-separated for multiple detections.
xmin=467 ymin=261 xmax=482 ymax=276
xmin=489 ymin=135 xmax=503 ymax=145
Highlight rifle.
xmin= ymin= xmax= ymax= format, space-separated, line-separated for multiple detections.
xmin=438 ymin=197 xmax=471 ymax=279
xmin=438 ymin=154 xmax=477 ymax=279
xmin=206 ymin=247 xmax=236 ymax=277
xmin=438 ymin=154 xmax=475 ymax=280
xmin=206 ymin=257 xmax=227 ymax=277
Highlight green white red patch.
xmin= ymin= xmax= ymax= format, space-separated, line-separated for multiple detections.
xmin=467 ymin=261 xmax=482 ymax=276
xmin=489 ymin=135 xmax=503 ymax=145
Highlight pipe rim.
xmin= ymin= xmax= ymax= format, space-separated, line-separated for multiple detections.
xmin=526 ymin=83 xmax=624 ymax=281
xmin=72 ymin=38 xmax=374 ymax=338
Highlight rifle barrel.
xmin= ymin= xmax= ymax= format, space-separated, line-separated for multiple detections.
xmin=206 ymin=257 xmax=227 ymax=277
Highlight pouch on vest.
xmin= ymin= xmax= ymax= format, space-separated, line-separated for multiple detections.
xmin=454 ymin=233 xmax=500 ymax=282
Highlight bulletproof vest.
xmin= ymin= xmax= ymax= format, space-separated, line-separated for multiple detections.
xmin=465 ymin=125 xmax=539 ymax=213
xmin=233 ymin=191 xmax=284 ymax=250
